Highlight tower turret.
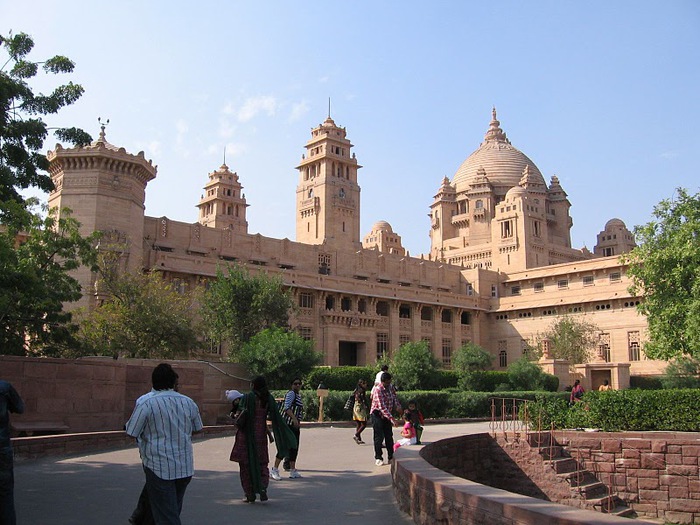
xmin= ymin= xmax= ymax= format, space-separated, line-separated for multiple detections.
xmin=196 ymin=163 xmax=248 ymax=233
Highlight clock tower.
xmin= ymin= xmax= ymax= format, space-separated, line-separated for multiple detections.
xmin=295 ymin=115 xmax=361 ymax=246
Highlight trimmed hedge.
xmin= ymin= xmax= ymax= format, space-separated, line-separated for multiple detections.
xmin=629 ymin=375 xmax=664 ymax=390
xmin=273 ymin=389 xmax=568 ymax=422
xmin=528 ymin=389 xmax=700 ymax=432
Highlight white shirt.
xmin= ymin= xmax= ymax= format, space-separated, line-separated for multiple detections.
xmin=125 ymin=389 xmax=203 ymax=480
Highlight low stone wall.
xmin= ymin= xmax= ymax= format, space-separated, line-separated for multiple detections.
xmin=555 ymin=430 xmax=700 ymax=524
xmin=12 ymin=426 xmax=236 ymax=461
xmin=392 ymin=433 xmax=648 ymax=525
xmin=1 ymin=356 xmax=249 ymax=433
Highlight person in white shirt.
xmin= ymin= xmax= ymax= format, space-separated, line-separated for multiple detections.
xmin=374 ymin=365 xmax=389 ymax=386
xmin=126 ymin=363 xmax=203 ymax=525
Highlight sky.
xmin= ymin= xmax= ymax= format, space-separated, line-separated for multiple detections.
xmin=4 ymin=1 xmax=699 ymax=256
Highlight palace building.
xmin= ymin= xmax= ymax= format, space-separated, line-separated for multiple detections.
xmin=46 ymin=109 xmax=660 ymax=389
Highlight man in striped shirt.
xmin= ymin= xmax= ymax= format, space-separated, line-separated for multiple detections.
xmin=370 ymin=372 xmax=402 ymax=466
xmin=270 ymin=377 xmax=304 ymax=480
xmin=126 ymin=364 xmax=203 ymax=525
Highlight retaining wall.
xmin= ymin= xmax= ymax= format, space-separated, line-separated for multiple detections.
xmin=1 ymin=356 xmax=249 ymax=432
xmin=555 ymin=430 xmax=700 ymax=524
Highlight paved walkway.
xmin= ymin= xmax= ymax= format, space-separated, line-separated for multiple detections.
xmin=14 ymin=421 xmax=492 ymax=524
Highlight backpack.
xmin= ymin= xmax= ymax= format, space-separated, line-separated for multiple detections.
xmin=344 ymin=392 xmax=354 ymax=411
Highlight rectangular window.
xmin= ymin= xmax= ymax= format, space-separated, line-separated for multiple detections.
xmin=422 ymin=337 xmax=432 ymax=351
xmin=298 ymin=292 xmax=314 ymax=308
xmin=399 ymin=334 xmax=411 ymax=345
xmin=628 ymin=331 xmax=641 ymax=361
xmin=501 ymin=220 xmax=513 ymax=238
xmin=511 ymin=285 xmax=521 ymax=296
xmin=499 ymin=350 xmax=508 ymax=368
xmin=442 ymin=338 xmax=452 ymax=367
xmin=534 ymin=282 xmax=544 ymax=293
xmin=598 ymin=333 xmax=611 ymax=362
xmin=377 ymin=333 xmax=388 ymax=361
xmin=298 ymin=326 xmax=313 ymax=341
xmin=583 ymin=276 xmax=595 ymax=287
xmin=558 ymin=279 xmax=569 ymax=290
xmin=609 ymin=272 xmax=621 ymax=283
xmin=491 ymin=285 xmax=498 ymax=298
xmin=466 ymin=283 xmax=474 ymax=296
xmin=533 ymin=220 xmax=541 ymax=238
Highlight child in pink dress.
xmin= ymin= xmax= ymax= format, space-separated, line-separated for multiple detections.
xmin=393 ymin=412 xmax=417 ymax=452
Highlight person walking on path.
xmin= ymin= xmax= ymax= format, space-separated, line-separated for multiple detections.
xmin=125 ymin=363 xmax=203 ymax=525
xmin=370 ymin=372 xmax=402 ymax=466
xmin=0 ymin=379 xmax=24 ymax=525
xmin=229 ymin=376 xmax=296 ymax=503
xmin=270 ymin=378 xmax=304 ymax=480
xmin=352 ymin=379 xmax=369 ymax=444
xmin=374 ymin=365 xmax=389 ymax=386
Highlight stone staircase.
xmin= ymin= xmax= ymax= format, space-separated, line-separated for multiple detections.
xmin=528 ymin=433 xmax=637 ymax=519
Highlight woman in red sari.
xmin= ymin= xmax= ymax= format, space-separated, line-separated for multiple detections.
xmin=229 ymin=376 xmax=296 ymax=503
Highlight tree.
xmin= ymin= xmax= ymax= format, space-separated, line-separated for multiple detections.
xmin=451 ymin=342 xmax=493 ymax=391
xmin=0 ymin=205 xmax=98 ymax=355
xmin=1 ymin=31 xmax=91 ymax=224
xmin=238 ymin=327 xmax=321 ymax=389
xmin=507 ymin=356 xmax=555 ymax=391
xmin=76 ymin=250 xmax=202 ymax=359
xmin=539 ymin=315 xmax=600 ymax=365
xmin=201 ymin=264 xmax=294 ymax=357
xmin=623 ymin=188 xmax=700 ymax=360
xmin=389 ymin=341 xmax=440 ymax=390
xmin=661 ymin=356 xmax=700 ymax=390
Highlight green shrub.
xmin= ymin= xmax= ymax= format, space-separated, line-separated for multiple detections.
xmin=304 ymin=366 xmax=375 ymax=391
xmin=527 ymin=389 xmax=700 ymax=432
xmin=390 ymin=341 xmax=440 ymax=390
xmin=629 ymin=375 xmax=664 ymax=390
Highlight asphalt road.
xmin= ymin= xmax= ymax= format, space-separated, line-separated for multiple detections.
xmin=14 ymin=421 xmax=492 ymax=524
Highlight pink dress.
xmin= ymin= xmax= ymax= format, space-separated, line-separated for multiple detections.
xmin=393 ymin=422 xmax=417 ymax=451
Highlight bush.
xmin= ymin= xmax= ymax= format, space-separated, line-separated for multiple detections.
xmin=661 ymin=356 xmax=700 ymax=389
xmin=304 ymin=366 xmax=375 ymax=391
xmin=629 ymin=375 xmax=664 ymax=390
xmin=528 ymin=389 xmax=700 ymax=432
xmin=238 ymin=328 xmax=321 ymax=389
xmin=507 ymin=357 xmax=558 ymax=391
xmin=389 ymin=341 xmax=440 ymax=390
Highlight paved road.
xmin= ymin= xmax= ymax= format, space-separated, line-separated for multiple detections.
xmin=14 ymin=421 xmax=492 ymax=524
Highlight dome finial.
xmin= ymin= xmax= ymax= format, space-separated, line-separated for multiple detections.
xmin=97 ymin=117 xmax=110 ymax=142
xmin=484 ymin=107 xmax=508 ymax=143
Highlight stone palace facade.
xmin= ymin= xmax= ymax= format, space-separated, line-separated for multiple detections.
xmin=45 ymin=109 xmax=660 ymax=388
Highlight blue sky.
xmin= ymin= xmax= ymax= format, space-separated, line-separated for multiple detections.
xmin=4 ymin=1 xmax=699 ymax=256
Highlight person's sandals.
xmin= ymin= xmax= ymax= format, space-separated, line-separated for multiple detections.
xmin=243 ymin=494 xmax=255 ymax=503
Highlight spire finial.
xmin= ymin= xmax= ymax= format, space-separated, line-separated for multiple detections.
xmin=328 ymin=97 xmax=331 ymax=119
xmin=97 ymin=117 xmax=110 ymax=142
xmin=223 ymin=146 xmax=226 ymax=166
xmin=492 ymin=106 xmax=497 ymax=121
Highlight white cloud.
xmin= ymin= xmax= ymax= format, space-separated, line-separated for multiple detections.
xmin=175 ymin=119 xmax=189 ymax=145
xmin=147 ymin=140 xmax=162 ymax=157
xmin=222 ymin=102 xmax=234 ymax=115
xmin=237 ymin=96 xmax=278 ymax=122
xmin=289 ymin=100 xmax=310 ymax=122
xmin=660 ymin=150 xmax=680 ymax=160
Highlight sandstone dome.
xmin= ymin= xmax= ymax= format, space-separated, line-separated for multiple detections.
xmin=371 ymin=220 xmax=394 ymax=233
xmin=452 ymin=109 xmax=546 ymax=193
xmin=604 ymin=218 xmax=626 ymax=229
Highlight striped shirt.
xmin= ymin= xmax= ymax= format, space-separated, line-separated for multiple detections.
xmin=282 ymin=389 xmax=303 ymax=426
xmin=370 ymin=383 xmax=401 ymax=425
xmin=125 ymin=389 xmax=203 ymax=480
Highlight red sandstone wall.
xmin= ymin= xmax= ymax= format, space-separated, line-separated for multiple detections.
xmin=0 ymin=356 xmax=249 ymax=432
xmin=556 ymin=430 xmax=700 ymax=524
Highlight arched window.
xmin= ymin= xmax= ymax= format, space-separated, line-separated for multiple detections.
xmin=499 ymin=350 xmax=508 ymax=368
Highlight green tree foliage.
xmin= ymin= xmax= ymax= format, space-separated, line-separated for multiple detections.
xmin=507 ymin=356 xmax=556 ymax=391
xmin=201 ymin=264 xmax=294 ymax=357
xmin=0 ymin=206 xmax=98 ymax=355
xmin=1 ymin=31 xmax=91 ymax=224
xmin=76 ymin=251 xmax=201 ymax=359
xmin=389 ymin=340 xmax=440 ymax=390
xmin=451 ymin=342 xmax=493 ymax=390
xmin=539 ymin=315 xmax=600 ymax=365
xmin=623 ymin=188 xmax=700 ymax=360
xmin=238 ymin=327 xmax=321 ymax=389
xmin=661 ymin=356 xmax=700 ymax=389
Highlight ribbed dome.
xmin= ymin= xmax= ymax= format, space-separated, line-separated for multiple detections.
xmin=453 ymin=109 xmax=545 ymax=193
xmin=371 ymin=220 xmax=393 ymax=233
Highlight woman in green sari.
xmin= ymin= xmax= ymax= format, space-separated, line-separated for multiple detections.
xmin=229 ymin=376 xmax=297 ymax=503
